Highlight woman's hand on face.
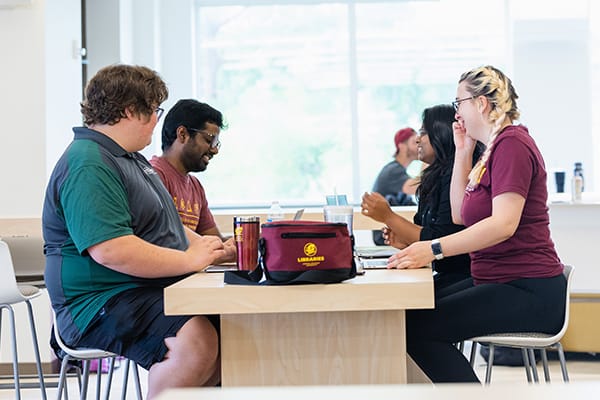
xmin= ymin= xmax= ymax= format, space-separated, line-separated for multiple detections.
xmin=361 ymin=192 xmax=393 ymax=223
xmin=452 ymin=120 xmax=477 ymax=155
xmin=385 ymin=240 xmax=434 ymax=269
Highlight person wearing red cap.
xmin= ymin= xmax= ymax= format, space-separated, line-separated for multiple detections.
xmin=371 ymin=127 xmax=419 ymax=244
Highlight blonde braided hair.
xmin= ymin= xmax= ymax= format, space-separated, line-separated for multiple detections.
xmin=460 ymin=66 xmax=520 ymax=189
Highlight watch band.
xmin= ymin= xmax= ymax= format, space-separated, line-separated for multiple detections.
xmin=431 ymin=239 xmax=444 ymax=260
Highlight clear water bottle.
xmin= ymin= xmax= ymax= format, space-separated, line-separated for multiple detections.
xmin=267 ymin=201 xmax=284 ymax=222
xmin=571 ymin=162 xmax=584 ymax=203
xmin=573 ymin=162 xmax=584 ymax=192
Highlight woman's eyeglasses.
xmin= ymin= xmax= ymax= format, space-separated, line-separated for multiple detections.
xmin=452 ymin=96 xmax=475 ymax=112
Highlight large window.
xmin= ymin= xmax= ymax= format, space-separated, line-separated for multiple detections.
xmin=191 ymin=0 xmax=507 ymax=207
xmin=110 ymin=0 xmax=597 ymax=208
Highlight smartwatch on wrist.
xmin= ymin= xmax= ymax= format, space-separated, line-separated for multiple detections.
xmin=431 ymin=239 xmax=444 ymax=260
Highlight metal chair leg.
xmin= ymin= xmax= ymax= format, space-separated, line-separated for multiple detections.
xmin=556 ymin=342 xmax=570 ymax=382
xmin=521 ymin=348 xmax=532 ymax=383
xmin=57 ymin=356 xmax=70 ymax=400
xmin=540 ymin=349 xmax=550 ymax=382
xmin=80 ymin=360 xmax=90 ymax=400
xmin=527 ymin=348 xmax=539 ymax=383
xmin=132 ymin=361 xmax=143 ymax=400
xmin=3 ymin=305 xmax=21 ymax=400
xmin=469 ymin=342 xmax=478 ymax=367
xmin=95 ymin=359 xmax=103 ymax=400
xmin=119 ymin=359 xmax=144 ymax=400
xmin=485 ymin=344 xmax=495 ymax=384
xmin=103 ymin=357 xmax=116 ymax=400
xmin=25 ymin=300 xmax=47 ymax=400
xmin=121 ymin=359 xmax=131 ymax=400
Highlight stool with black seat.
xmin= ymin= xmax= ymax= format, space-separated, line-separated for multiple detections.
xmin=467 ymin=265 xmax=574 ymax=384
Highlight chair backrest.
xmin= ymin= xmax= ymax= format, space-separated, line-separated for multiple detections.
xmin=52 ymin=310 xmax=117 ymax=359
xmin=52 ymin=310 xmax=70 ymax=352
xmin=0 ymin=240 xmax=27 ymax=304
xmin=554 ymin=265 xmax=575 ymax=340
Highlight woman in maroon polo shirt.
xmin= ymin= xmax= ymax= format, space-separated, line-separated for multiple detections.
xmin=387 ymin=65 xmax=566 ymax=383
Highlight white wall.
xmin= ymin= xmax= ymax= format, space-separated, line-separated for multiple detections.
xmin=0 ymin=0 xmax=81 ymax=218
xmin=45 ymin=0 xmax=84 ymax=185
xmin=513 ymin=18 xmax=594 ymax=190
xmin=0 ymin=0 xmax=81 ymax=364
xmin=0 ymin=1 xmax=47 ymax=218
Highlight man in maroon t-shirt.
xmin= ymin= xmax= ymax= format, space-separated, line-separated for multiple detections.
xmin=150 ymin=99 xmax=235 ymax=261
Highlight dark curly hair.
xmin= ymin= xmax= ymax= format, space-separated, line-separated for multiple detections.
xmin=81 ymin=64 xmax=168 ymax=126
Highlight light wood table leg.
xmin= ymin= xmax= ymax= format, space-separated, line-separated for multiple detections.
xmin=407 ymin=355 xmax=433 ymax=384
xmin=220 ymin=309 xmax=406 ymax=386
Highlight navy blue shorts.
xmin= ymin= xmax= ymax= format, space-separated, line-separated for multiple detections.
xmin=76 ymin=286 xmax=219 ymax=370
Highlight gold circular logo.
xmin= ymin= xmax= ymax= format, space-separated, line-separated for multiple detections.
xmin=304 ymin=242 xmax=317 ymax=256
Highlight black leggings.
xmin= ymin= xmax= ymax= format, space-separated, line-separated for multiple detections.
xmin=406 ymin=274 xmax=566 ymax=383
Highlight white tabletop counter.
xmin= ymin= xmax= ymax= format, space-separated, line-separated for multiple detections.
xmin=547 ymin=198 xmax=600 ymax=294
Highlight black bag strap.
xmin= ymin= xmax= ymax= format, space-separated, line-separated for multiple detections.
xmin=223 ymin=265 xmax=263 ymax=285
xmin=224 ymin=236 xmax=357 ymax=285
xmin=224 ymin=266 xmax=356 ymax=286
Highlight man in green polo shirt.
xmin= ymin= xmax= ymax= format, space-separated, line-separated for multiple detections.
xmin=43 ymin=64 xmax=234 ymax=399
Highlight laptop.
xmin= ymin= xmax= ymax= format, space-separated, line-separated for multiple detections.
xmin=355 ymin=245 xmax=399 ymax=259
xmin=359 ymin=258 xmax=389 ymax=270
xmin=355 ymin=245 xmax=399 ymax=270
xmin=0 ymin=234 xmax=46 ymax=285
xmin=204 ymin=262 xmax=238 ymax=273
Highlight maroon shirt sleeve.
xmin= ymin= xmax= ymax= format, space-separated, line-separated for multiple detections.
xmin=150 ymin=156 xmax=217 ymax=234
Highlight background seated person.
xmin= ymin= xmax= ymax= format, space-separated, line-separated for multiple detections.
xmin=371 ymin=127 xmax=419 ymax=245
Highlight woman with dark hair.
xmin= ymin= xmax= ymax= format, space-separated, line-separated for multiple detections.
xmin=361 ymin=104 xmax=484 ymax=288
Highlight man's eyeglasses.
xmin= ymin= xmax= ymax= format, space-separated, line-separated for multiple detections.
xmin=187 ymin=128 xmax=221 ymax=150
xmin=452 ymin=96 xmax=475 ymax=112
xmin=155 ymin=107 xmax=164 ymax=121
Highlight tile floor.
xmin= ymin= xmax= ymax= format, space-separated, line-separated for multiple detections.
xmin=2 ymin=347 xmax=600 ymax=399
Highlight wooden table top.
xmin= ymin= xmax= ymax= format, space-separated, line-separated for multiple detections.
xmin=164 ymin=268 xmax=434 ymax=315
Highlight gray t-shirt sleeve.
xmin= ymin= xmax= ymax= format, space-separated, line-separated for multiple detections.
xmin=372 ymin=161 xmax=409 ymax=197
